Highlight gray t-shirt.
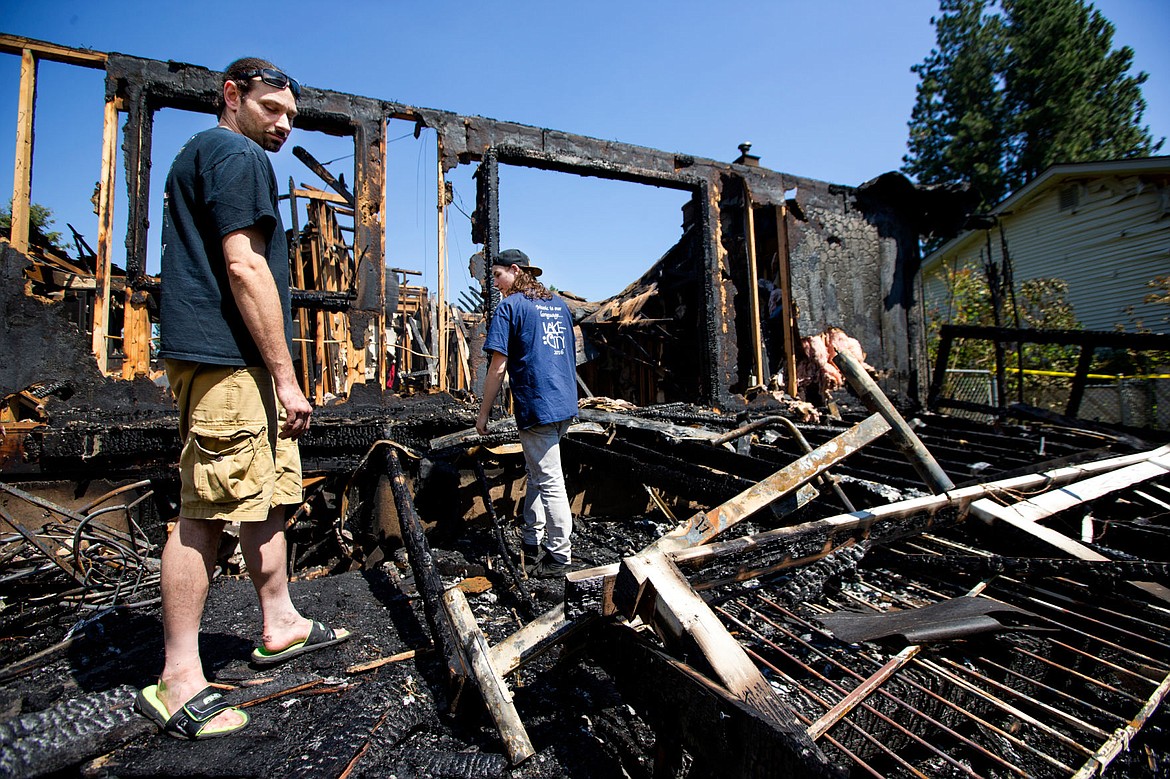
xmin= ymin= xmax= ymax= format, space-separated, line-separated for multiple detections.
xmin=158 ymin=127 xmax=293 ymax=366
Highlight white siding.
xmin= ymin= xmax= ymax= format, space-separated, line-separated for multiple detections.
xmin=924 ymin=173 xmax=1170 ymax=333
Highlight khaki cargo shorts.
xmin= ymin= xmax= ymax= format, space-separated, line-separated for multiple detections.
xmin=167 ymin=359 xmax=302 ymax=521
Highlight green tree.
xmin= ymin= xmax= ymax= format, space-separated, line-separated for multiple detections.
xmin=1004 ymin=0 xmax=1159 ymax=191
xmin=0 ymin=200 xmax=66 ymax=251
xmin=905 ymin=0 xmax=1008 ymax=209
xmin=905 ymin=0 xmax=1162 ymax=212
xmin=928 ymin=265 xmax=1082 ymax=407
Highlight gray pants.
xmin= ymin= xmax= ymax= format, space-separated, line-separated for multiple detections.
xmin=518 ymin=419 xmax=573 ymax=564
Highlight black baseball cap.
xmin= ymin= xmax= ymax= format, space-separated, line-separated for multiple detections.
xmin=493 ymin=248 xmax=542 ymax=277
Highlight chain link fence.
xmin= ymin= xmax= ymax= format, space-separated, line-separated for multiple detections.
xmin=939 ymin=369 xmax=998 ymax=422
xmin=940 ymin=369 xmax=1170 ymax=431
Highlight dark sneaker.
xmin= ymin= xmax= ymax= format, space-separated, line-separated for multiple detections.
xmin=532 ymin=558 xmax=573 ymax=579
xmin=518 ymin=542 xmax=544 ymax=567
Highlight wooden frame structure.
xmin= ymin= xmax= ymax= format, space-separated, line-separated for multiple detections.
xmin=3 ymin=32 xmax=942 ymax=409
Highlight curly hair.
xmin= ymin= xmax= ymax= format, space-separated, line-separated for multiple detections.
xmin=507 ymin=269 xmax=553 ymax=300
xmin=217 ymin=57 xmax=278 ymax=118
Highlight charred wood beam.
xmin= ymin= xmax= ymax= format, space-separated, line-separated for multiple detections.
xmin=105 ymin=54 xmax=389 ymax=133
xmin=352 ymin=117 xmax=385 ymax=320
xmin=492 ymin=143 xmax=703 ymax=190
xmin=292 ymin=145 xmax=355 ymax=206
xmin=382 ymin=446 xmax=469 ymax=690
xmin=118 ymin=82 xmax=152 ymax=284
xmin=835 ymin=351 xmax=955 ymax=493
xmin=701 ymin=178 xmax=735 ymax=407
xmin=472 ymin=458 xmax=538 ymax=619
xmin=871 ymin=551 xmax=1170 ymax=585
xmin=645 ymin=413 xmax=889 ymax=553
xmin=0 ymin=685 xmax=153 ymax=779
xmin=290 ymin=289 xmax=357 ymax=312
xmin=588 ymin=623 xmax=846 ymax=779
xmin=474 ymin=152 xmax=500 ymax=398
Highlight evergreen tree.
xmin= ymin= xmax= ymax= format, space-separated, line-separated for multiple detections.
xmin=905 ymin=0 xmax=1008 ymax=208
xmin=904 ymin=0 xmax=1162 ymax=211
xmin=1003 ymin=0 xmax=1158 ymax=190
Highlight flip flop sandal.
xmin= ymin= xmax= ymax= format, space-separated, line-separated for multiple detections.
xmin=250 ymin=620 xmax=351 ymax=666
xmin=136 ymin=684 xmax=249 ymax=740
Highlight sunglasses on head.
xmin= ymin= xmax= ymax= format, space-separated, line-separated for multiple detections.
xmin=236 ymin=68 xmax=301 ymax=99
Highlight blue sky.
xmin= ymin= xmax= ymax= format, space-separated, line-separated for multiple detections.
xmin=1 ymin=0 xmax=1167 ymax=302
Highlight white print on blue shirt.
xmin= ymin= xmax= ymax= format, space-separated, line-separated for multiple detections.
xmin=536 ymin=304 xmax=567 ymax=355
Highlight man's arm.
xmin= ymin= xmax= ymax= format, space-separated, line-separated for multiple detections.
xmin=475 ymin=351 xmax=508 ymax=436
xmin=223 ymin=226 xmax=312 ymax=438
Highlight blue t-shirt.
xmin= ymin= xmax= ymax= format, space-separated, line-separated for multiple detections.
xmin=484 ymin=293 xmax=578 ymax=429
xmin=158 ymin=127 xmax=293 ymax=366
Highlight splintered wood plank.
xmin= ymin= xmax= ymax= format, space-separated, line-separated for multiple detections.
xmin=835 ymin=350 xmax=955 ymax=493
xmin=92 ymin=98 xmax=119 ymax=374
xmin=11 ymin=48 xmax=36 ymax=254
xmin=645 ymin=413 xmax=889 ymax=553
xmin=614 ymin=553 xmax=808 ymax=736
xmin=971 ymin=454 xmax=1170 ymax=603
xmin=489 ymin=602 xmax=586 ymax=674
xmin=442 ymin=587 xmax=534 ymax=765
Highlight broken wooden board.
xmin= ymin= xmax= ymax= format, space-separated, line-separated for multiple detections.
xmin=488 ymin=603 xmax=584 ymax=676
xmin=645 ymin=412 xmax=889 ymax=553
xmin=835 ymin=350 xmax=955 ymax=493
xmin=441 ymin=586 xmax=534 ymax=765
xmin=971 ymin=452 xmax=1170 ymax=603
xmin=613 ymin=552 xmax=810 ymax=734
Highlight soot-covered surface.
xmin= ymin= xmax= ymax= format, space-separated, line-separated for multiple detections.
xmin=0 ymin=513 xmax=672 ymax=779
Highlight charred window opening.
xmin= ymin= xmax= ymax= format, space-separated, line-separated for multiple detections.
xmin=485 ymin=165 xmax=698 ymax=406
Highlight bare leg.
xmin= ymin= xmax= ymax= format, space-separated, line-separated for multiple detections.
xmin=238 ymin=505 xmax=310 ymax=651
xmin=157 ymin=517 xmax=245 ymax=729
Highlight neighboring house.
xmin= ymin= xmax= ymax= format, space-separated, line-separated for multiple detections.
xmin=921 ymin=156 xmax=1170 ymax=334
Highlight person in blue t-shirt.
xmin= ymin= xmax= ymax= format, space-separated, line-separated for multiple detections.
xmin=476 ymin=249 xmax=579 ymax=578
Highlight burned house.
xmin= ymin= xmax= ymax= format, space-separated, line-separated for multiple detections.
xmin=2 ymin=33 xmax=1170 ymax=779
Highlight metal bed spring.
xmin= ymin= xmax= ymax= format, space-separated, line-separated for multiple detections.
xmin=716 ymin=531 xmax=1170 ymax=778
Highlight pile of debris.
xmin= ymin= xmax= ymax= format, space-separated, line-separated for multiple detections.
xmin=2 ymin=352 xmax=1169 ymax=778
